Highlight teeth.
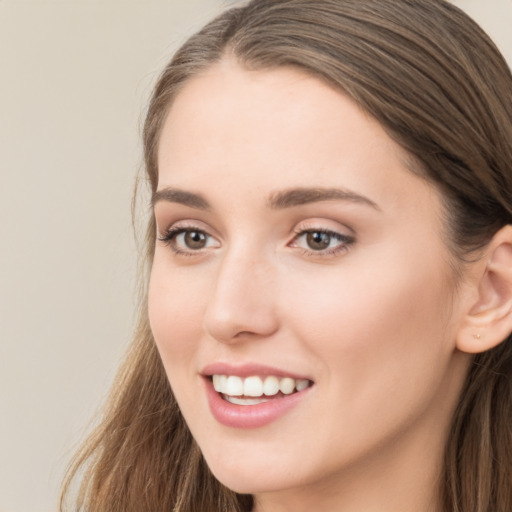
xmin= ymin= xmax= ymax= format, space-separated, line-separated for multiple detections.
xmin=212 ymin=374 xmax=224 ymax=392
xmin=296 ymin=379 xmax=309 ymax=391
xmin=279 ymin=377 xmax=295 ymax=395
xmin=244 ymin=376 xmax=263 ymax=397
xmin=226 ymin=376 xmax=243 ymax=396
xmin=212 ymin=374 xmax=311 ymax=398
xmin=225 ymin=396 xmax=268 ymax=406
xmin=262 ymin=375 xmax=280 ymax=396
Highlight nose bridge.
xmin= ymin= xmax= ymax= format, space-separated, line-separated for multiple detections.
xmin=203 ymin=242 xmax=279 ymax=343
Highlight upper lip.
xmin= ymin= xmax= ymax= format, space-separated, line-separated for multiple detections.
xmin=201 ymin=362 xmax=313 ymax=381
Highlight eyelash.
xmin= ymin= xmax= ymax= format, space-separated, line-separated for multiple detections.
xmin=157 ymin=226 xmax=212 ymax=257
xmin=158 ymin=226 xmax=354 ymax=258
xmin=291 ymin=228 xmax=354 ymax=257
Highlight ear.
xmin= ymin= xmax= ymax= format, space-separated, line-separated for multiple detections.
xmin=456 ymin=225 xmax=512 ymax=354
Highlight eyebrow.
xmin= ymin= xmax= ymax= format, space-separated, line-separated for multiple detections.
xmin=267 ymin=187 xmax=380 ymax=210
xmin=152 ymin=186 xmax=379 ymax=211
xmin=151 ymin=188 xmax=211 ymax=210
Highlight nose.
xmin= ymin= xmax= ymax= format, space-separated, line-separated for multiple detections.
xmin=203 ymin=247 xmax=279 ymax=344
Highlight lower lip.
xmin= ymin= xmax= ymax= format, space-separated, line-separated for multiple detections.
xmin=204 ymin=378 xmax=312 ymax=429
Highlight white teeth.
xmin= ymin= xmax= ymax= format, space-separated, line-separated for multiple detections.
xmin=226 ymin=375 xmax=243 ymax=396
xmin=225 ymin=396 xmax=268 ymax=406
xmin=244 ymin=376 xmax=263 ymax=397
xmin=211 ymin=374 xmax=311 ymax=398
xmin=263 ymin=376 xmax=280 ymax=396
xmin=296 ymin=379 xmax=309 ymax=391
xmin=212 ymin=374 xmax=222 ymax=392
xmin=279 ymin=377 xmax=295 ymax=395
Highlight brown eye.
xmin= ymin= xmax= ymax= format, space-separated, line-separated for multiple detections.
xmin=159 ymin=227 xmax=220 ymax=254
xmin=290 ymin=228 xmax=353 ymax=256
xmin=306 ymin=231 xmax=331 ymax=250
xmin=184 ymin=231 xmax=207 ymax=249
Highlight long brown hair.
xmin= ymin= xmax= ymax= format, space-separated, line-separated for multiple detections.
xmin=61 ymin=1 xmax=512 ymax=510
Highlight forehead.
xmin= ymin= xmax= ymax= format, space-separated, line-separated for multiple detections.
xmin=158 ymin=60 xmax=449 ymax=228
xmin=158 ymin=60 xmax=410 ymax=192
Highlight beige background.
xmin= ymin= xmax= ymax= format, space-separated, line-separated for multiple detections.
xmin=0 ymin=1 xmax=510 ymax=511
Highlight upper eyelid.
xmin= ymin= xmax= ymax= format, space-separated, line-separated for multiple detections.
xmin=290 ymin=228 xmax=354 ymax=246
xmin=292 ymin=220 xmax=355 ymax=237
xmin=161 ymin=225 xmax=216 ymax=240
xmin=292 ymin=226 xmax=351 ymax=235
xmin=157 ymin=219 xmax=355 ymax=244
xmin=157 ymin=219 xmax=216 ymax=236
xmin=158 ymin=219 xmax=352 ymax=235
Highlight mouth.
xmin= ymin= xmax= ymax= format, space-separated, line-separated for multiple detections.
xmin=211 ymin=374 xmax=313 ymax=406
xmin=201 ymin=363 xmax=314 ymax=428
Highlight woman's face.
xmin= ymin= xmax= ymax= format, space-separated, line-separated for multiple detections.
xmin=149 ymin=61 xmax=470 ymax=506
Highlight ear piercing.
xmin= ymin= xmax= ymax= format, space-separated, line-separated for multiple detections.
xmin=472 ymin=332 xmax=481 ymax=340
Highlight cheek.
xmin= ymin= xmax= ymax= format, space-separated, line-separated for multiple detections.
xmin=148 ymin=257 xmax=207 ymax=371
xmin=275 ymin=257 xmax=459 ymax=472
xmin=282 ymin=248 xmax=455 ymax=407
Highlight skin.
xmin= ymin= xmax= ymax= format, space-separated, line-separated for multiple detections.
xmin=148 ymin=60 xmax=473 ymax=512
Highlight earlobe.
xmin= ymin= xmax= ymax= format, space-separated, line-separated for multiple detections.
xmin=456 ymin=225 xmax=512 ymax=354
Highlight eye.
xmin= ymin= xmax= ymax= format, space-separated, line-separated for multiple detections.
xmin=305 ymin=231 xmax=333 ymax=250
xmin=158 ymin=226 xmax=220 ymax=255
xmin=290 ymin=228 xmax=354 ymax=256
xmin=180 ymin=230 xmax=208 ymax=250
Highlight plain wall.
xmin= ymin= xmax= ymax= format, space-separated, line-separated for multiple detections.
xmin=0 ymin=1 xmax=510 ymax=511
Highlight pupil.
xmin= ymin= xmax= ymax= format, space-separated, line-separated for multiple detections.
xmin=185 ymin=231 xmax=206 ymax=249
xmin=307 ymin=231 xmax=330 ymax=250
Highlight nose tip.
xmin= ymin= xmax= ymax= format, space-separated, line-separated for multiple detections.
xmin=204 ymin=306 xmax=279 ymax=344
xmin=203 ymin=256 xmax=279 ymax=344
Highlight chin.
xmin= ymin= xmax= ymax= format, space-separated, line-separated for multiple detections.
xmin=202 ymin=448 xmax=302 ymax=495
xmin=209 ymin=468 xmax=288 ymax=495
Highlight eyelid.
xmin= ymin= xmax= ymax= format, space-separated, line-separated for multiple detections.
xmin=290 ymin=228 xmax=353 ymax=247
xmin=156 ymin=218 xmax=355 ymax=258
xmin=157 ymin=221 xmax=221 ymax=255
xmin=289 ymin=222 xmax=355 ymax=257
xmin=156 ymin=215 xmax=211 ymax=232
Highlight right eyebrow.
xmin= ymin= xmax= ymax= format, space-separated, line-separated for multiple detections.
xmin=151 ymin=187 xmax=211 ymax=210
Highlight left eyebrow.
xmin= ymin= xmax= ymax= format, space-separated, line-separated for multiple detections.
xmin=267 ymin=187 xmax=380 ymax=211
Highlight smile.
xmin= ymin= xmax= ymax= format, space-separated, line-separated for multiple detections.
xmin=212 ymin=374 xmax=311 ymax=405
xmin=202 ymin=368 xmax=314 ymax=428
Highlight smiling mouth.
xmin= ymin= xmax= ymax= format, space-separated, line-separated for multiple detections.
xmin=211 ymin=374 xmax=313 ymax=406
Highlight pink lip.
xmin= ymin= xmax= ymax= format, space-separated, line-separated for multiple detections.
xmin=201 ymin=362 xmax=311 ymax=380
xmin=201 ymin=363 xmax=313 ymax=429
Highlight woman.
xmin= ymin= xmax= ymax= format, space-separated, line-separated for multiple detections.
xmin=61 ymin=0 xmax=512 ymax=511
